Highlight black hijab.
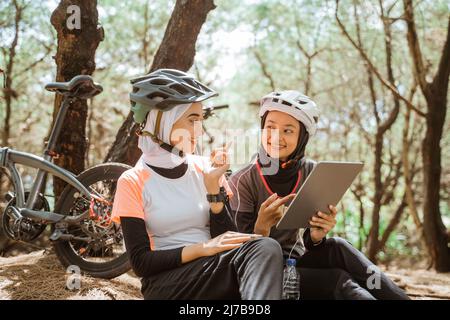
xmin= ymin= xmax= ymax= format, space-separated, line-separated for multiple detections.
xmin=257 ymin=111 xmax=309 ymax=196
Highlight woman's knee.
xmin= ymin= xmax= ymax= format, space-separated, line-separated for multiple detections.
xmin=328 ymin=237 xmax=370 ymax=265
xmin=326 ymin=268 xmax=353 ymax=283
xmin=329 ymin=237 xmax=355 ymax=252
xmin=245 ymin=237 xmax=283 ymax=257
xmin=256 ymin=236 xmax=282 ymax=251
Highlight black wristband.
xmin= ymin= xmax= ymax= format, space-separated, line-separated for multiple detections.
xmin=206 ymin=187 xmax=228 ymax=203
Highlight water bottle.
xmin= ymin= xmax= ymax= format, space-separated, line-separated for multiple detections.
xmin=282 ymin=258 xmax=300 ymax=300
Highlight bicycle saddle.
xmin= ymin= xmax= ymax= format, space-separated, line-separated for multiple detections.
xmin=45 ymin=75 xmax=103 ymax=99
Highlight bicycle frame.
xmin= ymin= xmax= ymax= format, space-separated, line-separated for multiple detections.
xmin=0 ymin=96 xmax=93 ymax=223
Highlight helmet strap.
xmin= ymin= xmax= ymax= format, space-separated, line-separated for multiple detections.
xmin=137 ymin=110 xmax=185 ymax=158
xmin=153 ymin=110 xmax=163 ymax=140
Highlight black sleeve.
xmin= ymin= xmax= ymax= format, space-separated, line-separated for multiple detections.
xmin=210 ymin=200 xmax=238 ymax=238
xmin=120 ymin=217 xmax=183 ymax=278
xmin=228 ymin=170 xmax=259 ymax=234
xmin=302 ymin=227 xmax=326 ymax=251
xmin=231 ymin=209 xmax=257 ymax=234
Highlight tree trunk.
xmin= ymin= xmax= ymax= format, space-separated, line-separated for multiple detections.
xmin=104 ymin=0 xmax=216 ymax=165
xmin=367 ymin=1 xmax=403 ymax=262
xmin=401 ymin=93 xmax=431 ymax=265
xmin=422 ymin=90 xmax=449 ymax=271
xmin=50 ymin=0 xmax=104 ymax=198
xmin=403 ymin=0 xmax=450 ymax=271
xmin=420 ymin=19 xmax=450 ymax=272
xmin=2 ymin=0 xmax=22 ymax=147
xmin=353 ymin=2 xmax=400 ymax=262
xmin=361 ymin=0 xmax=404 ymax=262
xmin=0 ymin=0 xmax=23 ymax=253
xmin=367 ymin=134 xmax=383 ymax=261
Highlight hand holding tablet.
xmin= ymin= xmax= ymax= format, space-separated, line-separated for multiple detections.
xmin=276 ymin=161 xmax=364 ymax=230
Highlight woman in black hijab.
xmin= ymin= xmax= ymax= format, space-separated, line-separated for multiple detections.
xmin=229 ymin=90 xmax=410 ymax=300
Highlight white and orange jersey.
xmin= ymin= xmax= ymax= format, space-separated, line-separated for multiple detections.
xmin=111 ymin=154 xmax=232 ymax=251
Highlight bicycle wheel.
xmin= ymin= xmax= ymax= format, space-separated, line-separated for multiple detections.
xmin=52 ymin=162 xmax=132 ymax=279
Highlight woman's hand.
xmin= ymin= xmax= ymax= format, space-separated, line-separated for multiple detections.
xmin=203 ymin=143 xmax=231 ymax=194
xmin=182 ymin=231 xmax=262 ymax=263
xmin=309 ymin=205 xmax=338 ymax=243
xmin=254 ymin=193 xmax=296 ymax=237
xmin=202 ymin=231 xmax=262 ymax=256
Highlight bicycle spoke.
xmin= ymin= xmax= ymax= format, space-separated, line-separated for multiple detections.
xmin=66 ymin=177 xmax=125 ymax=264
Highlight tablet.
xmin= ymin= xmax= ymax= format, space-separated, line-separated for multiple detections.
xmin=276 ymin=161 xmax=364 ymax=230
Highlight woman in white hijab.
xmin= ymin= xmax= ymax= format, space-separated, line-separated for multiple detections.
xmin=111 ymin=69 xmax=284 ymax=300
xmin=137 ymin=102 xmax=191 ymax=168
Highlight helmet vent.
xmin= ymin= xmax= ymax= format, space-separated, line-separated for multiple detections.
xmin=184 ymin=78 xmax=200 ymax=90
xmin=150 ymin=78 xmax=171 ymax=85
xmin=163 ymin=69 xmax=185 ymax=77
xmin=147 ymin=92 xmax=169 ymax=100
xmin=170 ymin=83 xmax=189 ymax=95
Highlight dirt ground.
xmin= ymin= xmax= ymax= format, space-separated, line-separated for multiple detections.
xmin=383 ymin=267 xmax=450 ymax=300
xmin=0 ymin=250 xmax=141 ymax=300
xmin=0 ymin=250 xmax=449 ymax=300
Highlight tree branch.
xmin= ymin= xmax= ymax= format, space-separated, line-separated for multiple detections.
xmin=253 ymin=49 xmax=276 ymax=91
xmin=379 ymin=193 xmax=407 ymax=251
xmin=335 ymin=0 xmax=426 ymax=118
xmin=16 ymin=42 xmax=53 ymax=76
xmin=402 ymin=0 xmax=429 ymax=93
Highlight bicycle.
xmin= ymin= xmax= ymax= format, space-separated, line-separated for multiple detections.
xmin=0 ymin=75 xmax=132 ymax=279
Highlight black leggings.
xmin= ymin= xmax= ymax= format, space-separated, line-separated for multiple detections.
xmin=295 ymin=237 xmax=410 ymax=300
xmin=140 ymin=236 xmax=409 ymax=300
xmin=141 ymin=237 xmax=284 ymax=300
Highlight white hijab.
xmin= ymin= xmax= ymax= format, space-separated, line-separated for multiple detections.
xmin=138 ymin=103 xmax=192 ymax=168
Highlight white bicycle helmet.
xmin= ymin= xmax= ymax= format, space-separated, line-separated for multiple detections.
xmin=259 ymin=90 xmax=320 ymax=136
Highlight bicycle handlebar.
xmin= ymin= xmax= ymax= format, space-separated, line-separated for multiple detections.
xmin=203 ymin=104 xmax=229 ymax=120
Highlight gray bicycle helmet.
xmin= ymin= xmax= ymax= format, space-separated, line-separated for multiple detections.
xmin=130 ymin=69 xmax=218 ymax=124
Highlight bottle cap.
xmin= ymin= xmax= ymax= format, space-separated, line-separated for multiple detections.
xmin=286 ymin=258 xmax=296 ymax=267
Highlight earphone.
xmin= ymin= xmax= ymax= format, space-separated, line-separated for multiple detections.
xmin=227 ymin=154 xmax=258 ymax=228
xmin=228 ymin=154 xmax=303 ymax=259
xmin=227 ymin=155 xmax=304 ymax=292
